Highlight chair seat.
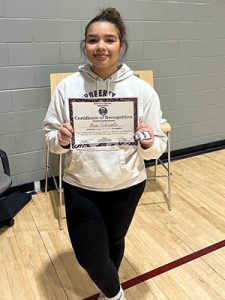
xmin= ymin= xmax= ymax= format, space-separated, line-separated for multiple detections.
xmin=160 ymin=121 xmax=171 ymax=133
xmin=0 ymin=173 xmax=12 ymax=195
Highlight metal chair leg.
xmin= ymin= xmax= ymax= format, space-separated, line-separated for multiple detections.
xmin=58 ymin=188 xmax=63 ymax=230
xmin=45 ymin=148 xmax=64 ymax=230
xmin=146 ymin=129 xmax=172 ymax=211
xmin=154 ymin=159 xmax=157 ymax=178
xmin=45 ymin=147 xmax=50 ymax=194
xmin=167 ymin=132 xmax=172 ymax=210
xmin=58 ymin=154 xmax=63 ymax=230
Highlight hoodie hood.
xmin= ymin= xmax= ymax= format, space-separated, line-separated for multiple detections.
xmin=78 ymin=63 xmax=133 ymax=83
xmin=78 ymin=63 xmax=134 ymax=98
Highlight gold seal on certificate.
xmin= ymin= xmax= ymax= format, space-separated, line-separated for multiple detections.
xmin=69 ymin=97 xmax=138 ymax=148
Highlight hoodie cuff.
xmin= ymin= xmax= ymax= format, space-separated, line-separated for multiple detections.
xmin=138 ymin=137 xmax=167 ymax=160
xmin=47 ymin=135 xmax=71 ymax=154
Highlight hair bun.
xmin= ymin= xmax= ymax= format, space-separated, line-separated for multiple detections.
xmin=101 ymin=7 xmax=121 ymax=19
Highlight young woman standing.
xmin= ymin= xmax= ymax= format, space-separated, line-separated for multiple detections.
xmin=44 ymin=7 xmax=166 ymax=300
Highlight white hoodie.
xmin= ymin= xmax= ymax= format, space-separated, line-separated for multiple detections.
xmin=44 ymin=63 xmax=167 ymax=191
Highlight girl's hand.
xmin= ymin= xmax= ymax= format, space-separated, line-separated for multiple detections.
xmin=135 ymin=123 xmax=154 ymax=149
xmin=58 ymin=123 xmax=74 ymax=147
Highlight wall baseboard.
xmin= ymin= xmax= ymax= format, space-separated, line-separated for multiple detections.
xmin=7 ymin=139 xmax=225 ymax=193
xmin=166 ymin=139 xmax=225 ymax=161
xmin=6 ymin=182 xmax=36 ymax=195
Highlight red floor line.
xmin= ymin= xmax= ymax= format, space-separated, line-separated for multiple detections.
xmin=83 ymin=239 xmax=225 ymax=300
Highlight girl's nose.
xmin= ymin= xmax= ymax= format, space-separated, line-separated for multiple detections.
xmin=97 ymin=40 xmax=106 ymax=49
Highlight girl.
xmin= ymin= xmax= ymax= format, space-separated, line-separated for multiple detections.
xmin=44 ymin=7 xmax=166 ymax=300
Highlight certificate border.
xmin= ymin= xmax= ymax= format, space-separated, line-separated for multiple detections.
xmin=69 ymin=97 xmax=138 ymax=148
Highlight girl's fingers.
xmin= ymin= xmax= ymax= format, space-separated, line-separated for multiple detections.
xmin=60 ymin=127 xmax=72 ymax=138
xmin=136 ymin=123 xmax=153 ymax=135
xmin=135 ymin=123 xmax=154 ymax=149
xmin=62 ymin=123 xmax=74 ymax=133
xmin=58 ymin=123 xmax=73 ymax=146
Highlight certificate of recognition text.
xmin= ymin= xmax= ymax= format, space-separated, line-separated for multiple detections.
xmin=69 ymin=97 xmax=138 ymax=148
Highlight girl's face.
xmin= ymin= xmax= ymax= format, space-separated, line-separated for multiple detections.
xmin=85 ymin=21 xmax=122 ymax=79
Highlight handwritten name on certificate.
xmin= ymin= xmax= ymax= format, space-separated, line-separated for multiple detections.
xmin=69 ymin=97 xmax=138 ymax=148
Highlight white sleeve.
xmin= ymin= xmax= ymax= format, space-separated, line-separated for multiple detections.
xmin=43 ymin=84 xmax=70 ymax=154
xmin=138 ymin=88 xmax=167 ymax=160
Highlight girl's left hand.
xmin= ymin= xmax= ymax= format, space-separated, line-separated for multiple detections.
xmin=135 ymin=123 xmax=154 ymax=149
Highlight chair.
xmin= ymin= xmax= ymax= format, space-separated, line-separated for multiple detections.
xmin=45 ymin=73 xmax=72 ymax=230
xmin=45 ymin=70 xmax=172 ymax=230
xmin=0 ymin=149 xmax=32 ymax=228
xmin=133 ymin=70 xmax=172 ymax=210
xmin=0 ymin=149 xmax=12 ymax=197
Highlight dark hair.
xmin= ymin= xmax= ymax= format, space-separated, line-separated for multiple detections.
xmin=80 ymin=7 xmax=128 ymax=58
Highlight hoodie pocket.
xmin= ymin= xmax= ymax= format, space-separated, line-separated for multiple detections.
xmin=66 ymin=148 xmax=133 ymax=189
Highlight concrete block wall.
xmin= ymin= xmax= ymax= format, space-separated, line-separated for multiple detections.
xmin=0 ymin=0 xmax=225 ymax=187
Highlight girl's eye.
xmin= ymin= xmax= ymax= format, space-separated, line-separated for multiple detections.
xmin=86 ymin=38 xmax=98 ymax=44
xmin=106 ymin=39 xmax=116 ymax=43
xmin=87 ymin=39 xmax=96 ymax=44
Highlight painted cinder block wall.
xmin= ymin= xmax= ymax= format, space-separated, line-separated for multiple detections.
xmin=0 ymin=0 xmax=225 ymax=186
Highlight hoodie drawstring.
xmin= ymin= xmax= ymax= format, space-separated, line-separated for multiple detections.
xmin=95 ymin=77 xmax=112 ymax=97
xmin=96 ymin=77 xmax=100 ymax=97
xmin=107 ymin=77 xmax=111 ymax=97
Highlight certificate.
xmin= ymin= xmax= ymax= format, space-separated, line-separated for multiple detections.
xmin=69 ymin=97 xmax=138 ymax=148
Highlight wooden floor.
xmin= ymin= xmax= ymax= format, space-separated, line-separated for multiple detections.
xmin=1 ymin=149 xmax=225 ymax=300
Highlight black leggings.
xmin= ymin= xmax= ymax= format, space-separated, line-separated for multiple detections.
xmin=63 ymin=180 xmax=146 ymax=298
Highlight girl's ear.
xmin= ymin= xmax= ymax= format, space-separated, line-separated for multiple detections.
xmin=119 ymin=45 xmax=125 ymax=57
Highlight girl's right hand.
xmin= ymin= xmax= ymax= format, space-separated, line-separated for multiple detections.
xmin=58 ymin=123 xmax=74 ymax=147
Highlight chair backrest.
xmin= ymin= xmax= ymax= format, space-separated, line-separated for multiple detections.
xmin=50 ymin=72 xmax=72 ymax=96
xmin=0 ymin=149 xmax=12 ymax=195
xmin=133 ymin=70 xmax=171 ymax=133
xmin=50 ymin=70 xmax=154 ymax=96
xmin=133 ymin=70 xmax=154 ymax=87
